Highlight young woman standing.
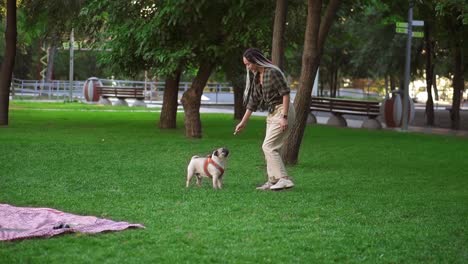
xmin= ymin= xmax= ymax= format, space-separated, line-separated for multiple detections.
xmin=235 ymin=48 xmax=296 ymax=191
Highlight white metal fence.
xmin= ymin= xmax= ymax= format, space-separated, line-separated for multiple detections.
xmin=10 ymin=78 xmax=235 ymax=103
xmin=11 ymin=78 xmax=386 ymax=104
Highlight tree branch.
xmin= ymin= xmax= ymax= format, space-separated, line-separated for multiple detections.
xmin=318 ymin=0 xmax=341 ymax=52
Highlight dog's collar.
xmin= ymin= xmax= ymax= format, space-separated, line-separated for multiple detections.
xmin=204 ymin=156 xmax=224 ymax=178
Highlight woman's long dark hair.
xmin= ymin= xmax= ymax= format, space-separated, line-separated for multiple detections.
xmin=243 ymin=48 xmax=287 ymax=105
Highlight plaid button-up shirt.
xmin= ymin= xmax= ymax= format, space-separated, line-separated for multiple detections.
xmin=246 ymin=67 xmax=290 ymax=112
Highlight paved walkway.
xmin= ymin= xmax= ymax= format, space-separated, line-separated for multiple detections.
xmin=197 ymin=103 xmax=468 ymax=138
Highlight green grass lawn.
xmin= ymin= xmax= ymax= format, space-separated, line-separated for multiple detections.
xmin=1 ymin=102 xmax=467 ymax=263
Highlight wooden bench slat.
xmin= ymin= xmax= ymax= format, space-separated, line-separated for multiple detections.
xmin=311 ymin=103 xmax=380 ymax=109
xmin=311 ymin=101 xmax=379 ymax=107
xmin=310 ymin=96 xmax=381 ymax=117
xmin=311 ymin=107 xmax=380 ymax=113
xmin=310 ymin=108 xmax=379 ymax=115
xmin=311 ymin=101 xmax=380 ymax=108
xmin=96 ymin=86 xmax=145 ymax=99
xmin=311 ymin=97 xmax=379 ymax=104
xmin=100 ymin=92 xmax=143 ymax=95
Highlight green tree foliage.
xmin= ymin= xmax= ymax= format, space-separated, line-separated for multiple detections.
xmin=283 ymin=0 xmax=342 ymax=164
xmin=434 ymin=0 xmax=466 ymax=129
xmin=22 ymin=0 xmax=85 ymax=35
xmin=81 ymin=0 xmax=274 ymax=137
xmin=9 ymin=0 xmax=88 ymax=80
xmin=82 ymin=0 xmax=273 ymax=78
xmin=345 ymin=1 xmax=411 ymax=86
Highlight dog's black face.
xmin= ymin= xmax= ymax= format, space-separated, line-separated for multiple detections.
xmin=214 ymin=148 xmax=229 ymax=158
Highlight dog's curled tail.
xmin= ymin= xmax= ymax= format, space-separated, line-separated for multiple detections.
xmin=191 ymin=155 xmax=200 ymax=159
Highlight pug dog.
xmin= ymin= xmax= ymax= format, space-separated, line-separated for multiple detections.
xmin=186 ymin=148 xmax=230 ymax=189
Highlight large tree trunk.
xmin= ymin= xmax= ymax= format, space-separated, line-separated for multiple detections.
xmin=282 ymin=0 xmax=341 ymax=165
xmin=181 ymin=61 xmax=214 ymax=138
xmin=271 ymin=0 xmax=288 ymax=69
xmin=448 ymin=13 xmax=464 ymax=130
xmin=334 ymin=68 xmax=339 ymax=97
xmin=45 ymin=45 xmax=57 ymax=82
xmin=329 ymin=65 xmax=338 ymax=98
xmin=233 ymin=83 xmax=246 ymax=120
xmin=390 ymin=75 xmax=396 ymax=91
xmin=225 ymin=67 xmax=245 ymax=120
xmin=384 ymin=75 xmax=389 ymax=95
xmin=159 ymin=68 xmax=182 ymax=129
xmin=450 ymin=41 xmax=463 ymax=130
xmin=319 ymin=77 xmax=325 ymax=96
xmin=0 ymin=0 xmax=17 ymax=126
xmin=432 ymin=73 xmax=439 ymax=101
xmin=424 ymin=22 xmax=434 ymax=126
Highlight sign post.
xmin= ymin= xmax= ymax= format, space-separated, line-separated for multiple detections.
xmin=69 ymin=29 xmax=74 ymax=102
xmin=401 ymin=2 xmax=413 ymax=131
xmin=395 ymin=1 xmax=424 ymax=130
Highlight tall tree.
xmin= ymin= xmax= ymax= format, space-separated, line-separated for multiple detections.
xmin=282 ymin=0 xmax=341 ymax=164
xmin=345 ymin=1 xmax=409 ymax=92
xmin=82 ymin=0 xmax=192 ymax=130
xmin=423 ymin=19 xmax=436 ymax=126
xmin=272 ymin=0 xmax=288 ymax=69
xmin=0 ymin=0 xmax=17 ymax=126
xmin=181 ymin=61 xmax=214 ymax=138
xmin=83 ymin=0 xmax=274 ymax=137
xmin=159 ymin=68 xmax=182 ymax=129
xmin=436 ymin=1 xmax=466 ymax=130
xmin=321 ymin=19 xmax=352 ymax=98
xmin=417 ymin=1 xmax=447 ymax=126
xmin=448 ymin=18 xmax=464 ymax=130
xmin=179 ymin=0 xmax=275 ymax=137
xmin=22 ymin=0 xmax=86 ymax=81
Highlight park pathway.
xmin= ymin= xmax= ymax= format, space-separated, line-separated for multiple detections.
xmin=197 ymin=102 xmax=468 ymax=137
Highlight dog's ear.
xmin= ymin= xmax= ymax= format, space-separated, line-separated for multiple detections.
xmin=213 ymin=150 xmax=219 ymax=156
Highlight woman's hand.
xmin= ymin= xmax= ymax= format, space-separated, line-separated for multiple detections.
xmin=234 ymin=109 xmax=252 ymax=135
xmin=234 ymin=121 xmax=246 ymax=135
xmin=280 ymin=117 xmax=288 ymax=132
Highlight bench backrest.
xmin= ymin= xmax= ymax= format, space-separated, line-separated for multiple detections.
xmin=310 ymin=96 xmax=381 ymax=116
xmin=97 ymin=86 xmax=144 ymax=99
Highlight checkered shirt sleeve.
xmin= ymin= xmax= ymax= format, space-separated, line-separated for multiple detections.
xmin=246 ymin=68 xmax=290 ymax=112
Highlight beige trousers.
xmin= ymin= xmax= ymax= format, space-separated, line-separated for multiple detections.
xmin=262 ymin=104 xmax=295 ymax=183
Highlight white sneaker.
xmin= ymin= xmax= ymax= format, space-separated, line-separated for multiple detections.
xmin=256 ymin=181 xmax=274 ymax=190
xmin=270 ymin=178 xmax=294 ymax=190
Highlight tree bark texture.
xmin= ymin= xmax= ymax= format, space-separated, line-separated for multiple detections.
xmin=450 ymin=41 xmax=463 ymax=130
xmin=271 ymin=0 xmax=288 ymax=70
xmin=448 ymin=14 xmax=464 ymax=130
xmin=45 ymin=45 xmax=57 ymax=82
xmin=319 ymin=78 xmax=325 ymax=96
xmin=424 ymin=23 xmax=434 ymax=126
xmin=329 ymin=62 xmax=338 ymax=98
xmin=390 ymin=75 xmax=396 ymax=92
xmin=181 ymin=61 xmax=213 ymax=138
xmin=159 ymin=69 xmax=182 ymax=129
xmin=0 ymin=0 xmax=17 ymax=126
xmin=432 ymin=73 xmax=439 ymax=101
xmin=384 ymin=75 xmax=389 ymax=95
xmin=233 ymin=85 xmax=246 ymax=120
xmin=282 ymin=0 xmax=341 ymax=165
xmin=224 ymin=62 xmax=246 ymax=120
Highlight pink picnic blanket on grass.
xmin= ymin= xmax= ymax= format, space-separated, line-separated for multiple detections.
xmin=0 ymin=204 xmax=144 ymax=241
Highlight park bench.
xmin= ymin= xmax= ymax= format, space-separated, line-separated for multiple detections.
xmin=97 ymin=86 xmax=146 ymax=107
xmin=309 ymin=96 xmax=382 ymax=129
